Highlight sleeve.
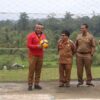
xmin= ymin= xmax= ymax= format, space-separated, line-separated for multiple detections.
xmin=70 ymin=40 xmax=76 ymax=55
xmin=91 ymin=37 xmax=96 ymax=47
xmin=27 ymin=35 xmax=39 ymax=49
xmin=75 ymin=36 xmax=78 ymax=50
xmin=91 ymin=36 xmax=96 ymax=56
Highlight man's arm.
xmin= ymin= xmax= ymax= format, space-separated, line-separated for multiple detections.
xmin=91 ymin=37 xmax=96 ymax=56
xmin=70 ymin=40 xmax=76 ymax=55
xmin=27 ymin=35 xmax=41 ymax=49
xmin=75 ymin=39 xmax=78 ymax=50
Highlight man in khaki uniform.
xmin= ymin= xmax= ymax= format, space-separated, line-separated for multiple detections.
xmin=58 ymin=30 xmax=75 ymax=87
xmin=75 ymin=24 xmax=96 ymax=87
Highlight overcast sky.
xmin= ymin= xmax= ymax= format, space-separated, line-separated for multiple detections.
xmin=0 ymin=0 xmax=100 ymax=20
xmin=0 ymin=0 xmax=100 ymax=14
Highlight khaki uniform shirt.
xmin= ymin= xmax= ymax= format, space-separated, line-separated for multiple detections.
xmin=76 ymin=32 xmax=96 ymax=57
xmin=58 ymin=39 xmax=75 ymax=64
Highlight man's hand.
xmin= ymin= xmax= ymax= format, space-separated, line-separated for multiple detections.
xmin=37 ymin=45 xmax=42 ymax=48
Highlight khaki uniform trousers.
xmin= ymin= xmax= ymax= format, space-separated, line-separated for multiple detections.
xmin=28 ymin=56 xmax=43 ymax=86
xmin=76 ymin=54 xmax=92 ymax=83
xmin=59 ymin=64 xmax=72 ymax=84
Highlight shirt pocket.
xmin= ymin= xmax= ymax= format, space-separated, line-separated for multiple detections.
xmin=85 ymin=38 xmax=91 ymax=44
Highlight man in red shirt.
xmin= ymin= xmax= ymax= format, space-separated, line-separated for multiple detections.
xmin=27 ymin=23 xmax=46 ymax=90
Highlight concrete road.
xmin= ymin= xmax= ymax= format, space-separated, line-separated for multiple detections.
xmin=0 ymin=81 xmax=100 ymax=100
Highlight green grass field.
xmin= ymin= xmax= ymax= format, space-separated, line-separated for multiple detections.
xmin=0 ymin=49 xmax=100 ymax=82
xmin=0 ymin=66 xmax=100 ymax=82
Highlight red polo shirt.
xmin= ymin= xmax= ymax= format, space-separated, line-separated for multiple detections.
xmin=27 ymin=32 xmax=46 ymax=57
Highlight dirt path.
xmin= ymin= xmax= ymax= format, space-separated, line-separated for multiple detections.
xmin=0 ymin=81 xmax=100 ymax=100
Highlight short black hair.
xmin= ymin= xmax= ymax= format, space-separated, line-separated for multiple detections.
xmin=62 ymin=30 xmax=70 ymax=37
xmin=36 ymin=22 xmax=43 ymax=26
xmin=33 ymin=22 xmax=43 ymax=30
xmin=82 ymin=23 xmax=88 ymax=29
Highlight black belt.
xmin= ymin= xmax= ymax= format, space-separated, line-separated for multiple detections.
xmin=77 ymin=52 xmax=91 ymax=54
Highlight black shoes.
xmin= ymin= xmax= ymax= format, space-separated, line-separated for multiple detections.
xmin=77 ymin=82 xmax=94 ymax=87
xmin=86 ymin=83 xmax=95 ymax=87
xmin=28 ymin=86 xmax=32 ymax=91
xmin=34 ymin=85 xmax=42 ymax=89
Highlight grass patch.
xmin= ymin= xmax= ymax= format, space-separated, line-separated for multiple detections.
xmin=0 ymin=66 xmax=100 ymax=82
xmin=0 ymin=49 xmax=100 ymax=81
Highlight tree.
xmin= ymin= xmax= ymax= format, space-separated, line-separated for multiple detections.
xmin=17 ymin=12 xmax=29 ymax=31
xmin=91 ymin=15 xmax=100 ymax=36
xmin=62 ymin=12 xmax=76 ymax=32
xmin=70 ymin=31 xmax=78 ymax=42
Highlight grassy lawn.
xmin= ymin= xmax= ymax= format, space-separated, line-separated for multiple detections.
xmin=0 ymin=66 xmax=100 ymax=82
xmin=0 ymin=49 xmax=100 ymax=82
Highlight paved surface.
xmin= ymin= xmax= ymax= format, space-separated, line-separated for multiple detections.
xmin=0 ymin=81 xmax=100 ymax=100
